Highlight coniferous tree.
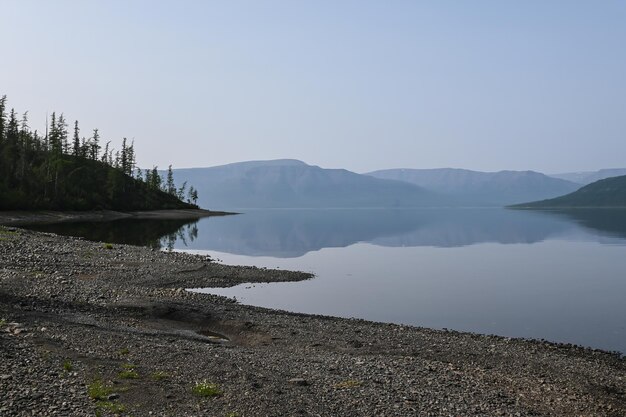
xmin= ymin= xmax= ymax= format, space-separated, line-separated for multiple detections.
xmin=4 ymin=109 xmax=20 ymax=187
xmin=57 ymin=114 xmax=68 ymax=154
xmin=188 ymin=186 xmax=198 ymax=205
xmin=120 ymin=138 xmax=128 ymax=174
xmin=0 ymin=95 xmax=198 ymax=210
xmin=90 ymin=128 xmax=100 ymax=160
xmin=20 ymin=112 xmax=29 ymax=134
xmin=72 ymin=121 xmax=80 ymax=156
xmin=48 ymin=112 xmax=61 ymax=154
xmin=6 ymin=109 xmax=19 ymax=162
xmin=6 ymin=109 xmax=19 ymax=146
xmin=150 ymin=166 xmax=162 ymax=190
xmin=126 ymin=141 xmax=135 ymax=176
xmin=18 ymin=112 xmax=30 ymax=180
xmin=102 ymin=141 xmax=111 ymax=165
xmin=166 ymin=165 xmax=176 ymax=195
xmin=177 ymin=181 xmax=187 ymax=201
xmin=80 ymin=137 xmax=89 ymax=158
xmin=0 ymin=95 xmax=7 ymax=145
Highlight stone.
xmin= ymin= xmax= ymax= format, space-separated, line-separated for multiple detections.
xmin=288 ymin=378 xmax=309 ymax=386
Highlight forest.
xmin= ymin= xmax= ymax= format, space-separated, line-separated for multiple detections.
xmin=0 ymin=95 xmax=198 ymax=211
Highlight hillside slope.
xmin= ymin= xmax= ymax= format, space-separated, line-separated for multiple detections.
xmin=512 ymin=175 xmax=626 ymax=208
xmin=0 ymin=154 xmax=195 ymax=211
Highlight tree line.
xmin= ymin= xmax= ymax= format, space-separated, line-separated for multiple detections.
xmin=0 ymin=95 xmax=198 ymax=210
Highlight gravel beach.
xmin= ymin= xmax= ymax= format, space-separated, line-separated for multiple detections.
xmin=0 ymin=225 xmax=624 ymax=416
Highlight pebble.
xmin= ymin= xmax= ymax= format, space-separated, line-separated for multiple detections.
xmin=0 ymin=226 xmax=624 ymax=416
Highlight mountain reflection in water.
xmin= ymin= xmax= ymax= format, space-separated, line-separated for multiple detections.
xmin=173 ymin=208 xmax=626 ymax=257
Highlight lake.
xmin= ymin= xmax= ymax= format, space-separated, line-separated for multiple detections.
xmin=26 ymin=208 xmax=626 ymax=354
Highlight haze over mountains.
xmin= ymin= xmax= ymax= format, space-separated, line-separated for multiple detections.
xmin=367 ymin=168 xmax=579 ymax=206
xmin=171 ymin=160 xmax=589 ymax=210
xmin=550 ymin=169 xmax=626 ymax=185
xmin=171 ymin=160 xmax=450 ymax=210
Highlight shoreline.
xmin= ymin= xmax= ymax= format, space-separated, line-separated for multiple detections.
xmin=0 ymin=226 xmax=624 ymax=416
xmin=0 ymin=208 xmax=237 ymax=226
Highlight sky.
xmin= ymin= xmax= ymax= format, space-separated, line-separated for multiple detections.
xmin=1 ymin=0 xmax=625 ymax=174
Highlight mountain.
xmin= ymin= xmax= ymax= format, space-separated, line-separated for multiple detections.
xmin=366 ymin=168 xmax=580 ymax=206
xmin=550 ymin=168 xmax=626 ymax=185
xmin=171 ymin=160 xmax=450 ymax=210
xmin=513 ymin=175 xmax=626 ymax=208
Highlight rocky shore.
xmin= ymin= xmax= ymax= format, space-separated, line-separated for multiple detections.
xmin=0 ymin=209 xmax=235 ymax=226
xmin=0 ymin=226 xmax=624 ymax=416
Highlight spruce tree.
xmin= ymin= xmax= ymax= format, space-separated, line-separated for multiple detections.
xmin=48 ymin=112 xmax=61 ymax=154
xmin=57 ymin=114 xmax=68 ymax=154
xmin=120 ymin=138 xmax=128 ymax=174
xmin=151 ymin=166 xmax=162 ymax=190
xmin=90 ymin=128 xmax=100 ymax=160
xmin=102 ymin=141 xmax=111 ymax=165
xmin=166 ymin=165 xmax=176 ymax=195
xmin=0 ymin=95 xmax=6 ymax=145
xmin=177 ymin=181 xmax=187 ymax=200
xmin=73 ymin=121 xmax=80 ymax=156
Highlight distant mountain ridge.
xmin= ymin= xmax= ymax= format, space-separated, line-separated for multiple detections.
xmin=172 ymin=160 xmax=451 ymax=210
xmin=366 ymin=168 xmax=579 ymax=206
xmin=550 ymin=168 xmax=626 ymax=185
xmin=513 ymin=175 xmax=626 ymax=208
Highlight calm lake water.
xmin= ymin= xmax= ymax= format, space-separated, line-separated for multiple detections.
xmin=26 ymin=208 xmax=626 ymax=353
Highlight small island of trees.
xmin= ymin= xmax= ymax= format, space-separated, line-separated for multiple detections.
xmin=0 ymin=95 xmax=198 ymax=211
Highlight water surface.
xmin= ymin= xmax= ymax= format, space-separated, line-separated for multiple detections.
xmin=25 ymin=208 xmax=626 ymax=353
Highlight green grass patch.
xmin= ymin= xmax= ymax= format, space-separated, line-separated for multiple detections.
xmin=192 ymin=380 xmax=222 ymax=397
xmin=118 ymin=364 xmax=139 ymax=379
xmin=150 ymin=371 xmax=169 ymax=381
xmin=63 ymin=360 xmax=73 ymax=372
xmin=118 ymin=369 xmax=139 ymax=379
xmin=0 ymin=229 xmax=17 ymax=241
xmin=89 ymin=379 xmax=127 ymax=415
xmin=118 ymin=348 xmax=130 ymax=355
xmin=103 ymin=243 xmax=114 ymax=250
xmin=88 ymin=379 xmax=116 ymax=401
xmin=0 ymin=319 xmax=6 ymax=327
xmin=95 ymin=400 xmax=126 ymax=415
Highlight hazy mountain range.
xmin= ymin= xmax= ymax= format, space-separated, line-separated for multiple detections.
xmin=366 ymin=168 xmax=579 ymax=206
xmin=171 ymin=160 xmax=451 ymax=210
xmin=550 ymin=168 xmax=626 ymax=185
xmin=171 ymin=160 xmax=589 ymax=209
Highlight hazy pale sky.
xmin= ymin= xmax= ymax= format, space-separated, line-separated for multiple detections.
xmin=1 ymin=1 xmax=625 ymax=173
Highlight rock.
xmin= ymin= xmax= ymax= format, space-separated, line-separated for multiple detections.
xmin=288 ymin=378 xmax=309 ymax=386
